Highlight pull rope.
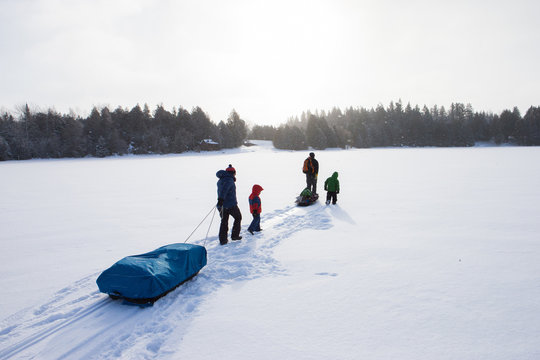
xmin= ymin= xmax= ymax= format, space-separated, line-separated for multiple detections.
xmin=184 ymin=206 xmax=217 ymax=244
xmin=203 ymin=207 xmax=218 ymax=247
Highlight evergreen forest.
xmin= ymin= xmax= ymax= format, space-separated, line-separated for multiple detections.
xmin=1 ymin=101 xmax=539 ymax=161
xmin=268 ymin=101 xmax=540 ymax=150
xmin=0 ymin=105 xmax=247 ymax=161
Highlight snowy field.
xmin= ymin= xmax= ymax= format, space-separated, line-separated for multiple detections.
xmin=1 ymin=141 xmax=540 ymax=359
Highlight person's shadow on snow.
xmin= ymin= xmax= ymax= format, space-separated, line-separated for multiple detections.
xmin=327 ymin=205 xmax=356 ymax=225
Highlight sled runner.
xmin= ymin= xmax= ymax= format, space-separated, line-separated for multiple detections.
xmin=296 ymin=188 xmax=319 ymax=206
xmin=96 ymin=243 xmax=207 ymax=305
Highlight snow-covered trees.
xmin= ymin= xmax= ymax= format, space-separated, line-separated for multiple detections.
xmin=271 ymin=102 xmax=540 ymax=150
xmin=0 ymin=105 xmax=249 ymax=160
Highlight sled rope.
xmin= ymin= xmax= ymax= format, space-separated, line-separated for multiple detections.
xmin=203 ymin=207 xmax=217 ymax=247
xmin=184 ymin=206 xmax=216 ymax=244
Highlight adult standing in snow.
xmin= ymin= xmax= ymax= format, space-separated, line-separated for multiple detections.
xmin=302 ymin=152 xmax=319 ymax=194
xmin=216 ymin=164 xmax=242 ymax=245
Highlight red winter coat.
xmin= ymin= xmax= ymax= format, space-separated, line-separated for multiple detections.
xmin=248 ymin=185 xmax=264 ymax=214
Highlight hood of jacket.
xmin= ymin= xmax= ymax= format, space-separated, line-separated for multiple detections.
xmin=216 ymin=169 xmax=237 ymax=208
xmin=251 ymin=184 xmax=263 ymax=196
xmin=216 ymin=170 xmax=235 ymax=180
xmin=331 ymin=171 xmax=338 ymax=179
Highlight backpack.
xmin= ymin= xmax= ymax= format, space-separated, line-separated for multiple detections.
xmin=302 ymin=158 xmax=311 ymax=174
xmin=300 ymin=188 xmax=312 ymax=197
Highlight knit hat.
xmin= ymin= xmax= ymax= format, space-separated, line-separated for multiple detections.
xmin=226 ymin=164 xmax=236 ymax=174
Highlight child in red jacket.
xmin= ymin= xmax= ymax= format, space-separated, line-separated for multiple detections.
xmin=248 ymin=184 xmax=263 ymax=235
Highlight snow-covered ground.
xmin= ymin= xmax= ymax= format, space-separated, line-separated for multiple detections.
xmin=1 ymin=141 xmax=539 ymax=359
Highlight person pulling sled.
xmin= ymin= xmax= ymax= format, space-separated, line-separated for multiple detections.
xmin=216 ymin=164 xmax=242 ymax=245
xmin=302 ymin=152 xmax=319 ymax=195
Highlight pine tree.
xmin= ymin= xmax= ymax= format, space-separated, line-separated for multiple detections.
xmin=0 ymin=135 xmax=12 ymax=160
xmin=306 ymin=115 xmax=328 ymax=149
xmin=499 ymin=108 xmax=520 ymax=142
xmin=226 ymin=110 xmax=247 ymax=147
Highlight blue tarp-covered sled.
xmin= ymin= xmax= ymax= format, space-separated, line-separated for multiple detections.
xmin=296 ymin=188 xmax=319 ymax=206
xmin=96 ymin=243 xmax=207 ymax=305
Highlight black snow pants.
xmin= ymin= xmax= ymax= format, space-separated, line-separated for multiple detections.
xmin=219 ymin=205 xmax=242 ymax=244
xmin=326 ymin=191 xmax=338 ymax=204
xmin=306 ymin=173 xmax=318 ymax=194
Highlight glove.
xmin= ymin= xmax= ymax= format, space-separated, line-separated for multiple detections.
xmin=337 ymin=191 xmax=340 ymax=194
xmin=216 ymin=198 xmax=224 ymax=212
xmin=252 ymin=210 xmax=259 ymax=216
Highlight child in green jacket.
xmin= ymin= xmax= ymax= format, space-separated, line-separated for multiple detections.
xmin=324 ymin=172 xmax=340 ymax=205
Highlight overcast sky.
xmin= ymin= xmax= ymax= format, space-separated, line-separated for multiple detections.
xmin=1 ymin=0 xmax=539 ymax=125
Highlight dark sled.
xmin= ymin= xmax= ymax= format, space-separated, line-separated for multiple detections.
xmin=296 ymin=193 xmax=319 ymax=206
xmin=96 ymin=243 xmax=207 ymax=305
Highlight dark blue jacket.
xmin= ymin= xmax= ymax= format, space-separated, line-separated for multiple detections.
xmin=216 ymin=170 xmax=237 ymax=208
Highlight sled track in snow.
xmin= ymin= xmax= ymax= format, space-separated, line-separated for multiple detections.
xmin=0 ymin=298 xmax=112 ymax=359
xmin=0 ymin=202 xmax=335 ymax=359
xmin=190 ymin=203 xmax=333 ymax=284
xmin=84 ymin=203 xmax=336 ymax=358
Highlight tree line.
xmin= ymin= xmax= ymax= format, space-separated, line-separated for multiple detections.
xmin=0 ymin=105 xmax=247 ymax=161
xmin=263 ymin=101 xmax=540 ymax=150
xmin=2 ymin=101 xmax=539 ymax=161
